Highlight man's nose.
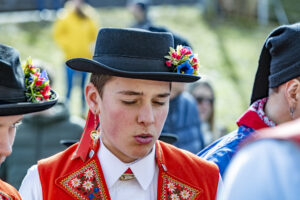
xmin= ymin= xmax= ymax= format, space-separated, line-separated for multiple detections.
xmin=137 ymin=103 xmax=155 ymax=126
xmin=0 ymin=131 xmax=12 ymax=158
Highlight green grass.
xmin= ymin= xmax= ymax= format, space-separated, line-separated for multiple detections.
xmin=0 ymin=6 xmax=280 ymax=131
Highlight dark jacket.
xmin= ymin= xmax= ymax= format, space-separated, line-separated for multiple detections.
xmin=0 ymin=102 xmax=85 ymax=189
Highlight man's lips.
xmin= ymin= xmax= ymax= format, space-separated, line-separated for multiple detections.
xmin=134 ymin=134 xmax=153 ymax=144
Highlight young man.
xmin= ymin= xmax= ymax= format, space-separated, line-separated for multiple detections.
xmin=0 ymin=44 xmax=57 ymax=199
xmin=198 ymin=23 xmax=300 ymax=177
xmin=20 ymin=28 xmax=221 ymax=199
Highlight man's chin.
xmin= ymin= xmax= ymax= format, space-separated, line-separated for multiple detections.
xmin=0 ymin=157 xmax=6 ymax=167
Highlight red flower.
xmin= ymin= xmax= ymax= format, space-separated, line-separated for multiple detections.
xmin=180 ymin=48 xmax=192 ymax=56
xmin=176 ymin=55 xmax=181 ymax=60
xmin=36 ymin=96 xmax=42 ymax=101
xmin=40 ymin=89 xmax=50 ymax=100
xmin=192 ymin=64 xmax=198 ymax=69
xmin=172 ymin=52 xmax=178 ymax=59
xmin=35 ymin=78 xmax=44 ymax=86
xmin=166 ymin=60 xmax=172 ymax=67
xmin=34 ymin=72 xmax=40 ymax=77
xmin=43 ymin=94 xmax=50 ymax=100
xmin=192 ymin=57 xmax=198 ymax=63
xmin=43 ymin=85 xmax=51 ymax=92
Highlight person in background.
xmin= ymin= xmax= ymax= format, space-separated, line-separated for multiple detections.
xmin=0 ymin=44 xmax=57 ymax=199
xmin=53 ymin=0 xmax=98 ymax=115
xmin=162 ymin=82 xmax=204 ymax=153
xmin=19 ymin=28 xmax=221 ymax=200
xmin=0 ymin=60 xmax=85 ymax=189
xmin=221 ymin=117 xmax=300 ymax=200
xmin=189 ymin=81 xmax=227 ymax=147
xmin=198 ymin=22 xmax=300 ymax=177
xmin=128 ymin=1 xmax=191 ymax=47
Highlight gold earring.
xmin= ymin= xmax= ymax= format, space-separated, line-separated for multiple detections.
xmin=90 ymin=114 xmax=100 ymax=146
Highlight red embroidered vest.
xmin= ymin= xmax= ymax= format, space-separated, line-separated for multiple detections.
xmin=38 ymin=141 xmax=219 ymax=200
xmin=0 ymin=179 xmax=21 ymax=200
xmin=38 ymin=110 xmax=219 ymax=200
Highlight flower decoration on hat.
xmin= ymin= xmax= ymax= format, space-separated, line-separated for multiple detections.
xmin=23 ymin=57 xmax=52 ymax=103
xmin=165 ymin=45 xmax=200 ymax=76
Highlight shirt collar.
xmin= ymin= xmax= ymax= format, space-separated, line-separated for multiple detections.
xmin=99 ymin=139 xmax=156 ymax=190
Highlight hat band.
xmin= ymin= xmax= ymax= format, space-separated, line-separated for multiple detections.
xmin=0 ymin=85 xmax=26 ymax=103
xmin=93 ymin=55 xmax=169 ymax=73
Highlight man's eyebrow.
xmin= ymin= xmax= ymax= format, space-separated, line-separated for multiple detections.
xmin=117 ymin=91 xmax=143 ymax=96
xmin=157 ymin=93 xmax=170 ymax=98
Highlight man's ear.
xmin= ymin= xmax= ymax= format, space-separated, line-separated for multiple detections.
xmin=285 ymin=78 xmax=300 ymax=107
xmin=85 ymin=82 xmax=101 ymax=115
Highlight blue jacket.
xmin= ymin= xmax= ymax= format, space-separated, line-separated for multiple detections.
xmin=162 ymin=92 xmax=204 ymax=153
xmin=198 ymin=98 xmax=274 ymax=177
xmin=198 ymin=125 xmax=254 ymax=176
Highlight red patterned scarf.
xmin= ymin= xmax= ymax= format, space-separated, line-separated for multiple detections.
xmin=237 ymin=98 xmax=276 ymax=130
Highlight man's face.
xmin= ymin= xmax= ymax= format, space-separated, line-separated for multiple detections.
xmin=97 ymin=77 xmax=170 ymax=163
xmin=0 ymin=115 xmax=23 ymax=166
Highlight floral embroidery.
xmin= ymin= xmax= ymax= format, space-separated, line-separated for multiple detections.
xmin=180 ymin=190 xmax=190 ymax=199
xmin=71 ymin=178 xmax=81 ymax=187
xmin=59 ymin=160 xmax=108 ymax=200
xmin=84 ymin=169 xmax=94 ymax=179
xmin=171 ymin=194 xmax=180 ymax=200
xmin=161 ymin=174 xmax=200 ymax=200
xmin=167 ymin=183 xmax=176 ymax=192
xmin=0 ymin=192 xmax=12 ymax=200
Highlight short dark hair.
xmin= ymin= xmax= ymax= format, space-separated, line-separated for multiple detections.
xmin=90 ymin=73 xmax=113 ymax=98
xmin=135 ymin=2 xmax=148 ymax=12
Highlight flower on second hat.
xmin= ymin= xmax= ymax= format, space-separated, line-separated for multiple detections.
xmin=165 ymin=45 xmax=200 ymax=76
xmin=22 ymin=57 xmax=53 ymax=103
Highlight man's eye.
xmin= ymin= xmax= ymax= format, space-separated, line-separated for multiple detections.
xmin=122 ymin=100 xmax=136 ymax=105
xmin=12 ymin=121 xmax=22 ymax=128
xmin=153 ymin=101 xmax=165 ymax=106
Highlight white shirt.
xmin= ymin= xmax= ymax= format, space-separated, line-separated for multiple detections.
xmin=100 ymin=140 xmax=158 ymax=200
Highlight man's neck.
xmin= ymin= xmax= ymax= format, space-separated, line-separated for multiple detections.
xmin=265 ymin=96 xmax=289 ymax=125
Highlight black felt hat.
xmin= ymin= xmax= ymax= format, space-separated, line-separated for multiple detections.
xmin=250 ymin=23 xmax=300 ymax=104
xmin=66 ymin=28 xmax=200 ymax=82
xmin=0 ymin=44 xmax=58 ymax=116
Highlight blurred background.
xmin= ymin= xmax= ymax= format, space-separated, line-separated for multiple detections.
xmin=0 ymin=0 xmax=299 ymax=132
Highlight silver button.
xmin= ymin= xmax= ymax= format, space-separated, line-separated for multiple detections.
xmin=161 ymin=164 xmax=167 ymax=172
xmin=89 ymin=150 xmax=95 ymax=158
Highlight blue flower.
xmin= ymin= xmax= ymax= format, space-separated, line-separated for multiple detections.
xmin=40 ymin=70 xmax=49 ymax=84
xmin=94 ymin=187 xmax=99 ymax=193
xmin=89 ymin=194 xmax=95 ymax=199
xmin=177 ymin=61 xmax=194 ymax=75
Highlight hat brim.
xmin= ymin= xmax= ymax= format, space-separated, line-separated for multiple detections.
xmin=66 ymin=58 xmax=200 ymax=83
xmin=159 ymin=133 xmax=178 ymax=144
xmin=0 ymin=90 xmax=58 ymax=116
